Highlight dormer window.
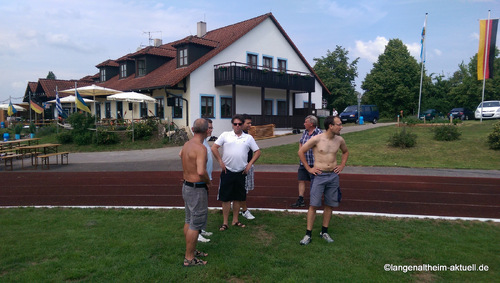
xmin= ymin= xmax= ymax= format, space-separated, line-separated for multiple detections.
xmin=179 ymin=48 xmax=188 ymax=67
xmin=137 ymin=60 xmax=146 ymax=77
xmin=120 ymin=64 xmax=127 ymax=78
xmin=100 ymin=69 xmax=106 ymax=82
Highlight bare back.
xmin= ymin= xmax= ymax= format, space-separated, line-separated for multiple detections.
xmin=181 ymin=138 xmax=209 ymax=183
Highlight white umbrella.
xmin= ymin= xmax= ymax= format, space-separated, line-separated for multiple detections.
xmin=46 ymin=95 xmax=96 ymax=114
xmin=0 ymin=104 xmax=26 ymax=111
xmin=60 ymin=84 xmax=120 ymax=118
xmin=107 ymin=92 xmax=157 ymax=142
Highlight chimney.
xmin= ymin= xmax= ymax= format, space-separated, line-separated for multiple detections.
xmin=153 ymin=38 xmax=162 ymax=47
xmin=197 ymin=21 xmax=207 ymax=37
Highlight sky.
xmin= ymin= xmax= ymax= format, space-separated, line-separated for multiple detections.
xmin=1 ymin=0 xmax=498 ymax=104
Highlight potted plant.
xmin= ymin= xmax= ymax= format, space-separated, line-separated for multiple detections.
xmin=14 ymin=124 xmax=22 ymax=140
xmin=29 ymin=123 xmax=36 ymax=138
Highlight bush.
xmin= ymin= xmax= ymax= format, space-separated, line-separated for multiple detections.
xmin=36 ymin=125 xmax=57 ymax=137
xmin=164 ymin=129 xmax=189 ymax=146
xmin=73 ymin=131 xmax=94 ymax=146
xmin=388 ymin=127 xmax=417 ymax=148
xmin=56 ymin=131 xmax=73 ymax=144
xmin=432 ymin=125 xmax=461 ymax=141
xmin=96 ymin=128 xmax=119 ymax=145
xmin=67 ymin=112 xmax=96 ymax=145
xmin=129 ymin=117 xmax=159 ymax=140
xmin=487 ymin=121 xmax=500 ymax=150
xmin=401 ymin=117 xmax=420 ymax=126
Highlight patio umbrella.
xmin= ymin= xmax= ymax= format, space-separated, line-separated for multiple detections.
xmin=46 ymin=95 xmax=96 ymax=114
xmin=60 ymin=84 xmax=120 ymax=117
xmin=107 ymin=92 xmax=157 ymax=142
xmin=0 ymin=104 xmax=26 ymax=111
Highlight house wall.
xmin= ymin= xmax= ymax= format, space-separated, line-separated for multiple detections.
xmin=188 ymin=18 xmax=323 ymax=136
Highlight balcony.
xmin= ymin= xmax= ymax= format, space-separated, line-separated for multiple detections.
xmin=214 ymin=62 xmax=315 ymax=92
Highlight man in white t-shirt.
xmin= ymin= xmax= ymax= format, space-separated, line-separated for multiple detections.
xmin=211 ymin=114 xmax=261 ymax=231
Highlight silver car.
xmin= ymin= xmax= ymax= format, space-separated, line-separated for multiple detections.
xmin=475 ymin=101 xmax=500 ymax=119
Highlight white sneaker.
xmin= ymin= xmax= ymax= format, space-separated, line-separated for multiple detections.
xmin=300 ymin=235 xmax=311 ymax=245
xmin=241 ymin=210 xmax=255 ymax=220
xmin=320 ymin=232 xmax=334 ymax=243
xmin=198 ymin=234 xmax=210 ymax=243
xmin=200 ymin=230 xmax=213 ymax=237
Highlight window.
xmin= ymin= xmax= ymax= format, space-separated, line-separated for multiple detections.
xmin=263 ymin=56 xmax=273 ymax=70
xmin=100 ymin=69 xmax=106 ymax=82
xmin=277 ymin=100 xmax=287 ymax=116
xmin=265 ymin=100 xmax=273 ymax=115
xmin=156 ymin=98 xmax=164 ymax=118
xmin=137 ymin=60 xmax=146 ymax=76
xmin=105 ymin=102 xmax=111 ymax=119
xmin=220 ymin=97 xmax=232 ymax=118
xmin=247 ymin=53 xmax=258 ymax=68
xmin=173 ymin=97 xmax=183 ymax=118
xmin=120 ymin=64 xmax=127 ymax=78
xmin=201 ymin=96 xmax=214 ymax=118
xmin=179 ymin=48 xmax=188 ymax=67
xmin=96 ymin=103 xmax=101 ymax=119
xmin=116 ymin=101 xmax=123 ymax=119
xmin=140 ymin=102 xmax=148 ymax=118
xmin=278 ymin=59 xmax=287 ymax=72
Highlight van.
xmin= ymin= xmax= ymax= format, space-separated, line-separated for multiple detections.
xmin=340 ymin=105 xmax=379 ymax=124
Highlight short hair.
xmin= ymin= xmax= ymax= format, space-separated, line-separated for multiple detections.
xmin=241 ymin=113 xmax=252 ymax=122
xmin=323 ymin=115 xmax=339 ymax=129
xmin=204 ymin=118 xmax=213 ymax=124
xmin=231 ymin=114 xmax=244 ymax=124
xmin=306 ymin=115 xmax=318 ymax=127
xmin=192 ymin=118 xmax=209 ymax=133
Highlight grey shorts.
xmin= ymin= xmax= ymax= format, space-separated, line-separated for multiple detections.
xmin=298 ymin=165 xmax=312 ymax=181
xmin=309 ymin=172 xmax=341 ymax=207
xmin=182 ymin=183 xmax=208 ymax=230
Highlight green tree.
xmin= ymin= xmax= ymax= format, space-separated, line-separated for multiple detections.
xmin=46 ymin=71 xmax=56 ymax=80
xmin=313 ymin=46 xmax=359 ymax=113
xmin=361 ymin=39 xmax=421 ymax=118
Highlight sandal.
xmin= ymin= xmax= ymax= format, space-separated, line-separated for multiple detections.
xmin=194 ymin=250 xmax=208 ymax=257
xmin=219 ymin=224 xmax=229 ymax=231
xmin=183 ymin=257 xmax=206 ymax=267
xmin=232 ymin=221 xmax=246 ymax=228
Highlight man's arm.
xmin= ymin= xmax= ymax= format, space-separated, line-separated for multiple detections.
xmin=244 ymin=149 xmax=261 ymax=174
xmin=334 ymin=139 xmax=349 ymax=174
xmin=211 ymin=143 xmax=226 ymax=173
xmin=196 ymin=146 xmax=211 ymax=185
xmin=297 ymin=136 xmax=321 ymax=175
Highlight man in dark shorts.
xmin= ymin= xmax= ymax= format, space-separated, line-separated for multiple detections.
xmin=181 ymin=118 xmax=211 ymax=267
xmin=291 ymin=115 xmax=322 ymax=208
xmin=211 ymin=114 xmax=260 ymax=231
xmin=298 ymin=116 xmax=349 ymax=245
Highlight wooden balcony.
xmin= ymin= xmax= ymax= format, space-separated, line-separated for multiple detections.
xmin=214 ymin=62 xmax=315 ymax=92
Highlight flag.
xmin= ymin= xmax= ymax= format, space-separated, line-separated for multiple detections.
xmin=30 ymin=101 xmax=44 ymax=114
xmin=75 ymin=90 xmax=91 ymax=113
xmin=7 ymin=101 xmax=17 ymax=116
xmin=55 ymin=91 xmax=67 ymax=118
xmin=420 ymin=14 xmax=427 ymax=62
xmin=478 ymin=19 xmax=498 ymax=80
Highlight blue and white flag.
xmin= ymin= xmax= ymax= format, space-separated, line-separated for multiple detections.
xmin=420 ymin=14 xmax=428 ymax=63
xmin=56 ymin=91 xmax=66 ymax=118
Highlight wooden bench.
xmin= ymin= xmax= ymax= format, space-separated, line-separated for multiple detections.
xmin=1 ymin=153 xmax=24 ymax=171
xmin=37 ymin=152 xmax=70 ymax=170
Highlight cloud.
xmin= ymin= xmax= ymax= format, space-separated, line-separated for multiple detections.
xmin=352 ymin=36 xmax=388 ymax=62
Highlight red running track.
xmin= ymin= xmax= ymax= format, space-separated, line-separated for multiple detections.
xmin=1 ymin=171 xmax=499 ymax=219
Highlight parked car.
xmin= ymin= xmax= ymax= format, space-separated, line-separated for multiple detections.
xmin=419 ymin=109 xmax=440 ymax=120
xmin=448 ymin=107 xmax=473 ymax=120
xmin=339 ymin=105 xmax=379 ymax=124
xmin=474 ymin=100 xmax=500 ymax=120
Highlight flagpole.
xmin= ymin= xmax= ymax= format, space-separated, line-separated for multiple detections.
xmin=417 ymin=13 xmax=428 ymax=119
xmin=480 ymin=10 xmax=491 ymax=123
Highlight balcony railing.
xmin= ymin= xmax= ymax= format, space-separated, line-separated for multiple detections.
xmin=214 ymin=62 xmax=315 ymax=92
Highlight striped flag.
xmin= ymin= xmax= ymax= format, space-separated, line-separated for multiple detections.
xmin=478 ymin=19 xmax=498 ymax=80
xmin=75 ymin=90 xmax=91 ymax=113
xmin=7 ymin=101 xmax=17 ymax=116
xmin=55 ymin=91 xmax=67 ymax=118
xmin=30 ymin=101 xmax=44 ymax=114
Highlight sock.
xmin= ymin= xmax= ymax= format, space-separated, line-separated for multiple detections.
xmin=321 ymin=226 xmax=328 ymax=234
xmin=306 ymin=230 xmax=312 ymax=237
xmin=298 ymin=196 xmax=304 ymax=201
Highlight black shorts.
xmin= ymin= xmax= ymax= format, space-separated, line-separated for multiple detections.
xmin=298 ymin=164 xmax=312 ymax=181
xmin=217 ymin=170 xmax=247 ymax=202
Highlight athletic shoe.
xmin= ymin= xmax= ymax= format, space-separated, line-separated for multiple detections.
xmin=200 ymin=230 xmax=213 ymax=237
xmin=320 ymin=232 xmax=334 ymax=243
xmin=198 ymin=234 xmax=210 ymax=243
xmin=241 ymin=210 xmax=255 ymax=220
xmin=291 ymin=198 xmax=306 ymax=208
xmin=299 ymin=235 xmax=312 ymax=245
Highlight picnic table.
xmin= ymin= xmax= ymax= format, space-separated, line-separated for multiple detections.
xmin=0 ymin=138 xmax=40 ymax=150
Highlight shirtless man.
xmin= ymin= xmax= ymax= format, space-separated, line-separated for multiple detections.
xmin=297 ymin=115 xmax=349 ymax=245
xmin=181 ymin=118 xmax=211 ymax=266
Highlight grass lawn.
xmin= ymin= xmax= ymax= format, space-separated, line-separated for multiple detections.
xmin=258 ymin=120 xmax=500 ymax=170
xmin=1 ymin=208 xmax=498 ymax=282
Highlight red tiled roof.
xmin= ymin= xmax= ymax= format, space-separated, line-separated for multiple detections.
xmin=171 ymin=35 xmax=219 ymax=48
xmin=129 ymin=45 xmax=176 ymax=58
xmin=28 ymin=79 xmax=93 ymax=101
xmin=96 ymin=59 xmax=119 ymax=68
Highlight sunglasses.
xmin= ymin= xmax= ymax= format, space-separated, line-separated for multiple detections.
xmin=208 ymin=127 xmax=213 ymax=129
xmin=233 ymin=123 xmax=243 ymax=126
